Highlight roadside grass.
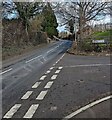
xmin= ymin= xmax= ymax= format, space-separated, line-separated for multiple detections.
xmin=92 ymin=30 xmax=112 ymax=40
xmin=92 ymin=30 xmax=112 ymax=37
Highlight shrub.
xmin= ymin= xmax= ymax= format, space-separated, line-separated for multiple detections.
xmin=81 ymin=41 xmax=93 ymax=52
xmin=93 ymin=44 xmax=102 ymax=52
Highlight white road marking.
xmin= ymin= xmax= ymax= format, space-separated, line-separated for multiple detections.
xmin=50 ymin=67 xmax=54 ymax=70
xmin=40 ymin=75 xmax=46 ymax=80
xmin=47 ymin=49 xmax=54 ymax=53
xmin=45 ymin=70 xmax=51 ymax=74
xmin=3 ymin=104 xmax=21 ymax=118
xmin=0 ymin=68 xmax=13 ymax=75
xmin=32 ymin=82 xmax=41 ymax=88
xmin=23 ymin=104 xmax=39 ymax=118
xmin=51 ymin=75 xmax=57 ymax=80
xmin=25 ymin=55 xmax=42 ymax=63
xmin=62 ymin=64 xmax=112 ymax=68
xmin=21 ymin=91 xmax=33 ymax=100
xmin=55 ymin=70 xmax=61 ymax=74
xmin=44 ymin=81 xmax=54 ymax=89
xmin=55 ymin=53 xmax=65 ymax=65
xmin=63 ymin=95 xmax=112 ymax=119
xmin=58 ymin=67 xmax=63 ymax=70
xmin=36 ymin=90 xmax=48 ymax=100
xmin=53 ymin=64 xmax=56 ymax=66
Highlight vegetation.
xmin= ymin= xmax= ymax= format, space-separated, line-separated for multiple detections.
xmin=54 ymin=2 xmax=108 ymax=51
xmin=42 ymin=3 xmax=58 ymax=38
xmin=92 ymin=30 xmax=112 ymax=37
xmin=2 ymin=1 xmax=59 ymax=60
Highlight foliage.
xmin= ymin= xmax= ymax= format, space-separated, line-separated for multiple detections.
xmin=42 ymin=3 xmax=58 ymax=38
xmin=54 ymin=2 xmax=108 ymax=51
xmin=15 ymin=2 xmax=43 ymax=27
xmin=81 ymin=41 xmax=93 ymax=52
xmin=93 ymin=30 xmax=112 ymax=37
xmin=29 ymin=15 xmax=44 ymax=32
xmin=68 ymin=19 xmax=74 ymax=34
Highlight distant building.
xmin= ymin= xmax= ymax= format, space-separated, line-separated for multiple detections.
xmin=94 ymin=23 xmax=112 ymax=32
xmin=58 ymin=31 xmax=72 ymax=38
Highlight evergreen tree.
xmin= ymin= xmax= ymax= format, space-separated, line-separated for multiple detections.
xmin=68 ymin=19 xmax=74 ymax=34
xmin=42 ymin=3 xmax=58 ymax=38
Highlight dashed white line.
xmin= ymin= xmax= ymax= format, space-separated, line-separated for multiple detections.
xmin=32 ymin=82 xmax=41 ymax=88
xmin=3 ymin=104 xmax=21 ymax=118
xmin=45 ymin=70 xmax=51 ymax=74
xmin=40 ymin=75 xmax=46 ymax=80
xmin=51 ymin=75 xmax=57 ymax=80
xmin=25 ymin=55 xmax=42 ymax=63
xmin=63 ymin=95 xmax=112 ymax=119
xmin=23 ymin=104 xmax=39 ymax=118
xmin=0 ymin=68 xmax=13 ymax=75
xmin=55 ymin=70 xmax=61 ymax=74
xmin=50 ymin=67 xmax=54 ymax=70
xmin=36 ymin=90 xmax=48 ymax=100
xmin=44 ymin=81 xmax=54 ymax=89
xmin=21 ymin=91 xmax=33 ymax=100
xmin=47 ymin=49 xmax=54 ymax=53
xmin=53 ymin=64 xmax=56 ymax=66
xmin=58 ymin=67 xmax=63 ymax=70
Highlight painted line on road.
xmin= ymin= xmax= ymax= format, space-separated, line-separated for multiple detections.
xmin=44 ymin=81 xmax=54 ymax=89
xmin=21 ymin=91 xmax=33 ymax=100
xmin=60 ymin=64 xmax=112 ymax=68
xmin=56 ymin=53 xmax=65 ymax=64
xmin=0 ymin=68 xmax=13 ymax=75
xmin=32 ymin=82 xmax=41 ymax=89
xmin=63 ymin=95 xmax=112 ymax=119
xmin=51 ymin=75 xmax=57 ymax=80
xmin=23 ymin=104 xmax=39 ymax=118
xmin=25 ymin=55 xmax=42 ymax=63
xmin=45 ymin=70 xmax=51 ymax=74
xmin=53 ymin=64 xmax=56 ymax=66
xmin=3 ymin=104 xmax=21 ymax=118
xmin=52 ymin=53 xmax=65 ymax=67
xmin=58 ymin=67 xmax=63 ymax=70
xmin=40 ymin=75 xmax=46 ymax=80
xmin=50 ymin=67 xmax=54 ymax=70
xmin=47 ymin=48 xmax=55 ymax=53
xmin=55 ymin=70 xmax=61 ymax=74
xmin=36 ymin=90 xmax=48 ymax=100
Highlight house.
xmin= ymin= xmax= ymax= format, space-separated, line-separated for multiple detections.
xmin=94 ymin=23 xmax=112 ymax=32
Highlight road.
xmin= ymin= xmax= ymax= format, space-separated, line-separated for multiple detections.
xmin=1 ymin=40 xmax=111 ymax=119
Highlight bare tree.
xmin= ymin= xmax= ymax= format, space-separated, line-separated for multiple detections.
xmin=54 ymin=1 xmax=108 ymax=51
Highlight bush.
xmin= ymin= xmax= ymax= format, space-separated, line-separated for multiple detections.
xmin=81 ymin=41 xmax=93 ymax=52
xmin=109 ymin=44 xmax=112 ymax=51
xmin=32 ymin=32 xmax=47 ymax=46
xmin=93 ymin=44 xmax=102 ymax=52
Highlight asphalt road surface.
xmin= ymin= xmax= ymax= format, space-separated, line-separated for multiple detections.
xmin=1 ymin=40 xmax=111 ymax=119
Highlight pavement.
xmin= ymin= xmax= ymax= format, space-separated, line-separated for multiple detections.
xmin=1 ymin=40 xmax=111 ymax=119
